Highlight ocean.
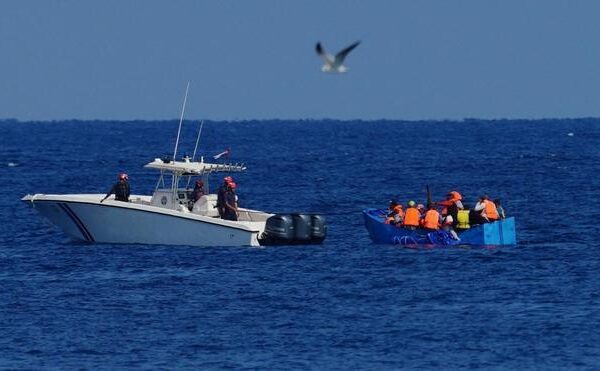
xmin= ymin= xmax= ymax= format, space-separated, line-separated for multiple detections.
xmin=1 ymin=119 xmax=599 ymax=369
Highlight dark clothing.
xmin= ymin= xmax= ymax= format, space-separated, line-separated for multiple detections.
xmin=191 ymin=186 xmax=205 ymax=203
xmin=222 ymin=190 xmax=238 ymax=221
xmin=216 ymin=184 xmax=228 ymax=217
xmin=447 ymin=203 xmax=459 ymax=228
xmin=106 ymin=180 xmax=130 ymax=202
xmin=469 ymin=209 xmax=488 ymax=225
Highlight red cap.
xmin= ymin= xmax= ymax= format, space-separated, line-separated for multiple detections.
xmin=224 ymin=176 xmax=233 ymax=183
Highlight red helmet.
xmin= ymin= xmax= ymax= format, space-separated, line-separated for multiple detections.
xmin=119 ymin=173 xmax=128 ymax=180
xmin=224 ymin=176 xmax=233 ymax=184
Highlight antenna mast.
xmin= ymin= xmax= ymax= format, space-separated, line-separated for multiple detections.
xmin=172 ymin=81 xmax=190 ymax=161
xmin=191 ymin=120 xmax=204 ymax=162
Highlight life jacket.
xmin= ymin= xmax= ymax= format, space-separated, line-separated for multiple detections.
xmin=393 ymin=205 xmax=404 ymax=218
xmin=484 ymin=200 xmax=499 ymax=221
xmin=449 ymin=191 xmax=462 ymax=201
xmin=439 ymin=191 xmax=463 ymax=208
xmin=386 ymin=205 xmax=404 ymax=224
xmin=403 ymin=207 xmax=420 ymax=227
xmin=457 ymin=209 xmax=470 ymax=229
xmin=422 ymin=209 xmax=440 ymax=230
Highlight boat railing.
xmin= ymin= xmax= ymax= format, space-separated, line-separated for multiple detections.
xmin=238 ymin=209 xmax=271 ymax=223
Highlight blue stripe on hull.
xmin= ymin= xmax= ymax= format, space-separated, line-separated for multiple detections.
xmin=59 ymin=203 xmax=95 ymax=242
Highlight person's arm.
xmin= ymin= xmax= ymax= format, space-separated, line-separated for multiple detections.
xmin=100 ymin=184 xmax=116 ymax=203
xmin=224 ymin=193 xmax=237 ymax=212
xmin=437 ymin=200 xmax=452 ymax=207
xmin=474 ymin=201 xmax=485 ymax=211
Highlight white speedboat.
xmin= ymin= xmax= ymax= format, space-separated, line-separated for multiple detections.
xmin=22 ymin=156 xmax=327 ymax=247
xmin=22 ymin=85 xmax=327 ymax=247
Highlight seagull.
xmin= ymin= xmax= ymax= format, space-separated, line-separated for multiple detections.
xmin=315 ymin=41 xmax=360 ymax=73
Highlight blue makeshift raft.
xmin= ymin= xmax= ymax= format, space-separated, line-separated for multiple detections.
xmin=363 ymin=208 xmax=516 ymax=246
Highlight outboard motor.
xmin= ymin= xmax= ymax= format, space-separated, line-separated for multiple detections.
xmin=310 ymin=214 xmax=327 ymax=243
xmin=261 ymin=213 xmax=327 ymax=245
xmin=293 ymin=214 xmax=312 ymax=241
xmin=263 ymin=214 xmax=295 ymax=242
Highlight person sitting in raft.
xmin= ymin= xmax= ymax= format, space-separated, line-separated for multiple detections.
xmin=402 ymin=200 xmax=421 ymax=230
xmin=442 ymin=215 xmax=460 ymax=240
xmin=473 ymin=194 xmax=499 ymax=224
xmin=438 ymin=191 xmax=464 ymax=227
xmin=421 ymin=204 xmax=441 ymax=231
xmin=416 ymin=203 xmax=426 ymax=216
xmin=494 ymin=199 xmax=506 ymax=219
xmin=101 ymin=173 xmax=130 ymax=203
xmin=385 ymin=199 xmax=404 ymax=226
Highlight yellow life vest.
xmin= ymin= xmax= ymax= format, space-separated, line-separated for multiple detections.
xmin=457 ymin=209 xmax=470 ymax=229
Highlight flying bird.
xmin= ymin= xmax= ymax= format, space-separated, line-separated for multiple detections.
xmin=315 ymin=41 xmax=361 ymax=73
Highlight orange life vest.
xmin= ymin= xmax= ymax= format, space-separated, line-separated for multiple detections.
xmin=393 ymin=205 xmax=405 ymax=218
xmin=403 ymin=207 xmax=420 ymax=227
xmin=386 ymin=205 xmax=404 ymax=224
xmin=484 ymin=200 xmax=499 ymax=220
xmin=422 ymin=209 xmax=440 ymax=230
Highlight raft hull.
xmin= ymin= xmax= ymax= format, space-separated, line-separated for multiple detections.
xmin=363 ymin=209 xmax=516 ymax=246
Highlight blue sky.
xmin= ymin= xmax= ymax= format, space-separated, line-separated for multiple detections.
xmin=2 ymin=0 xmax=600 ymax=121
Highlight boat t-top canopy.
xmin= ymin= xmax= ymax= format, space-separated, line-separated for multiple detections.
xmin=145 ymin=158 xmax=246 ymax=176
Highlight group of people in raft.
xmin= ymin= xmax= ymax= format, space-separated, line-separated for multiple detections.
xmin=385 ymin=191 xmax=506 ymax=240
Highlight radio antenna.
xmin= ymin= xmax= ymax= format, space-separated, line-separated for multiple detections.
xmin=172 ymin=81 xmax=190 ymax=161
xmin=191 ymin=120 xmax=204 ymax=162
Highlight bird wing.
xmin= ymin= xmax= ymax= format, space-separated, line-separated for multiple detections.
xmin=334 ymin=41 xmax=360 ymax=65
xmin=315 ymin=42 xmax=334 ymax=65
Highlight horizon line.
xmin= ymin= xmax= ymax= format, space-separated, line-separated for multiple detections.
xmin=1 ymin=116 xmax=599 ymax=124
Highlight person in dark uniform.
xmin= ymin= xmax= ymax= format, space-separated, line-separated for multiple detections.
xmin=101 ymin=173 xmax=130 ymax=202
xmin=188 ymin=179 xmax=206 ymax=211
xmin=190 ymin=180 xmax=205 ymax=203
xmin=222 ymin=182 xmax=238 ymax=221
xmin=216 ymin=176 xmax=233 ymax=218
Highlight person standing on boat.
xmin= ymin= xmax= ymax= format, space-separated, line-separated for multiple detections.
xmin=189 ymin=179 xmax=205 ymax=211
xmin=216 ymin=176 xmax=233 ymax=217
xmin=191 ymin=180 xmax=205 ymax=203
xmin=222 ymin=182 xmax=238 ymax=221
xmin=100 ymin=173 xmax=130 ymax=203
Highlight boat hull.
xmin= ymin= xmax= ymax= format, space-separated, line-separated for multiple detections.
xmin=363 ymin=208 xmax=516 ymax=246
xmin=22 ymin=194 xmax=263 ymax=247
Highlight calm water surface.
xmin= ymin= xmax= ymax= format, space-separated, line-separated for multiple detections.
xmin=0 ymin=119 xmax=599 ymax=369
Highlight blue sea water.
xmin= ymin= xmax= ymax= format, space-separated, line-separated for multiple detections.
xmin=1 ymin=118 xmax=599 ymax=369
